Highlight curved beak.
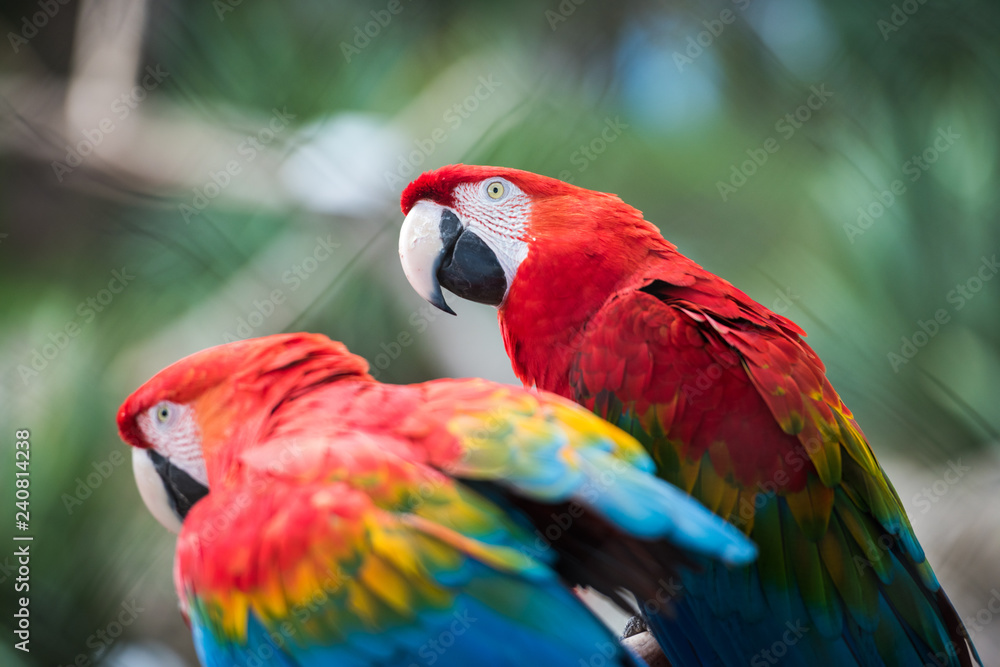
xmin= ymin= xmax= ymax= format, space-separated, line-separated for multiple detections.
xmin=399 ymin=200 xmax=507 ymax=314
xmin=133 ymin=448 xmax=208 ymax=532
xmin=398 ymin=200 xmax=460 ymax=315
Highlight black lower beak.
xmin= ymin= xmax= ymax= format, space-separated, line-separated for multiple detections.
xmin=147 ymin=450 xmax=208 ymax=519
xmin=437 ymin=209 xmax=508 ymax=308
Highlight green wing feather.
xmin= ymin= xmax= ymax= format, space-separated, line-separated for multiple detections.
xmin=569 ymin=283 xmax=980 ymax=665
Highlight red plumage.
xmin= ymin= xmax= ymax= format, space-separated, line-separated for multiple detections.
xmin=486 ymin=175 xmax=819 ymax=490
xmin=398 ymin=165 xmax=981 ymax=665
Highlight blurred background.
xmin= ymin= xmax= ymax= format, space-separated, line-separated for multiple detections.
xmin=1 ymin=0 xmax=999 ymax=664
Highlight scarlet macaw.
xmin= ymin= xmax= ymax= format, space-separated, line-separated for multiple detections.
xmin=398 ymin=165 xmax=981 ymax=666
xmin=117 ymin=333 xmax=756 ymax=666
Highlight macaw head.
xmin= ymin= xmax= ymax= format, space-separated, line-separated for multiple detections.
xmin=398 ymin=164 xmax=668 ymax=315
xmin=116 ymin=333 xmax=370 ymax=532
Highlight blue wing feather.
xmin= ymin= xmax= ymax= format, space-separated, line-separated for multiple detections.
xmin=192 ymin=564 xmax=649 ymax=667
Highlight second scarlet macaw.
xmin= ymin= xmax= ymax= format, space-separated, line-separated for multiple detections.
xmin=398 ymin=164 xmax=981 ymax=666
xmin=116 ymin=333 xmax=755 ymax=666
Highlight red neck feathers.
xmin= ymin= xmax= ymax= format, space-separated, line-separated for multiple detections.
xmin=499 ymin=190 xmax=678 ymax=395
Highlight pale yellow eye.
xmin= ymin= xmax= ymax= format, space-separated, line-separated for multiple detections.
xmin=156 ymin=404 xmax=171 ymax=423
xmin=486 ymin=181 xmax=504 ymax=199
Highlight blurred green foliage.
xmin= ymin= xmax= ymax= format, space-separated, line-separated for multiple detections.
xmin=1 ymin=0 xmax=999 ymax=664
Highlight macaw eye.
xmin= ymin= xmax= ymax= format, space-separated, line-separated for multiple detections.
xmin=155 ymin=402 xmax=172 ymax=425
xmin=486 ymin=181 xmax=505 ymax=199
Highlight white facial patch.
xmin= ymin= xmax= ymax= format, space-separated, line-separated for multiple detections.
xmin=136 ymin=402 xmax=208 ymax=488
xmin=452 ymin=178 xmax=531 ymax=287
